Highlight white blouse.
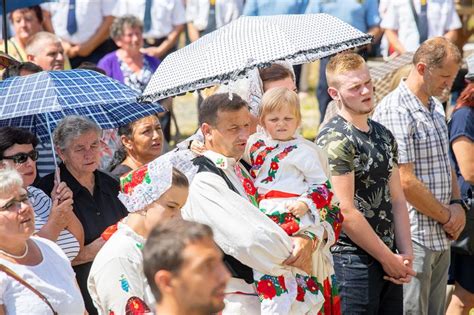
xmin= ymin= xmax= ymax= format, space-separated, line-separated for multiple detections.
xmin=0 ymin=237 xmax=85 ymax=315
xmin=88 ymin=222 xmax=154 ymax=315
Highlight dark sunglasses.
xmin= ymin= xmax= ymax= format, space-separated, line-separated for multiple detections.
xmin=2 ymin=150 xmax=39 ymax=164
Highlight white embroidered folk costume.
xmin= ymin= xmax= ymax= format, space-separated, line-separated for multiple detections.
xmin=88 ymin=152 xmax=196 ymax=315
xmin=183 ymin=150 xmax=297 ymax=315
xmin=243 ymin=131 xmax=343 ymax=315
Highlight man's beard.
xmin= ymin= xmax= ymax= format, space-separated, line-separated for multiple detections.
xmin=339 ymin=94 xmax=373 ymax=115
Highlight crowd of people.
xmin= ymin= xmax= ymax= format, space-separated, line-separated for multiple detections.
xmin=0 ymin=1 xmax=473 ymax=315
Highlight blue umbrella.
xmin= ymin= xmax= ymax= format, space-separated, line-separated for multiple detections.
xmin=1 ymin=0 xmax=51 ymax=53
xmin=0 ymin=69 xmax=165 ymax=144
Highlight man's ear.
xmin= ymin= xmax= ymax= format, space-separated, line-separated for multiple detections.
xmin=201 ymin=123 xmax=212 ymax=138
xmin=26 ymin=54 xmax=35 ymax=62
xmin=154 ymin=270 xmax=174 ymax=297
xmin=327 ymin=86 xmax=339 ymax=101
xmin=416 ymin=62 xmax=427 ymax=76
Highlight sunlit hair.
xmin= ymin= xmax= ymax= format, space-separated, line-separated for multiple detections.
xmin=25 ymin=32 xmax=61 ymax=57
xmin=413 ymin=37 xmax=461 ymax=69
xmin=326 ymin=52 xmax=365 ymax=88
xmin=454 ymin=82 xmax=474 ymax=111
xmin=0 ymin=167 xmax=23 ymax=195
xmin=259 ymin=87 xmax=301 ymax=125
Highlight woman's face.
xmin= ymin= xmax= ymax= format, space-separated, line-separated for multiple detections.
xmin=2 ymin=143 xmax=37 ymax=187
xmin=124 ymin=116 xmax=163 ymax=164
xmin=0 ymin=185 xmax=35 ymax=242
xmin=58 ymin=130 xmax=101 ymax=176
xmin=116 ymin=25 xmax=143 ymax=53
xmin=11 ymin=9 xmax=42 ymax=43
xmin=143 ymin=185 xmax=189 ymax=236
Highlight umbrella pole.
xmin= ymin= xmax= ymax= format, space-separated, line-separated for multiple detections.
xmin=2 ymin=0 xmax=7 ymax=54
xmin=46 ymin=113 xmax=61 ymax=184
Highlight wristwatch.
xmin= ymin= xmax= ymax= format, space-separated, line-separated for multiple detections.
xmin=450 ymin=199 xmax=469 ymax=212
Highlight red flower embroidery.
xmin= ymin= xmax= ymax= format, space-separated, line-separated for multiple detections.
xmin=257 ymin=279 xmax=277 ymax=300
xmin=278 ymin=276 xmax=287 ymax=291
xmin=281 ymin=220 xmax=300 ymax=235
xmin=296 ymin=285 xmax=305 ymax=302
xmin=306 ymin=277 xmax=318 ymax=293
xmin=255 ymin=155 xmax=264 ymax=166
xmin=242 ymin=178 xmax=257 ymax=195
xmin=108 ymin=311 xmax=115 ymax=315
xmin=122 ymin=182 xmax=132 ymax=194
xmin=310 ymin=191 xmax=329 ymax=209
xmin=132 ymin=166 xmax=148 ymax=185
xmin=125 ymin=296 xmax=151 ymax=315
xmin=270 ymin=161 xmax=279 ymax=170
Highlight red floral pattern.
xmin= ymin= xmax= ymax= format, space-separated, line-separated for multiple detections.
xmin=267 ymin=212 xmax=301 ymax=236
xmin=295 ymin=274 xmax=323 ymax=304
xmin=125 ymin=296 xmax=151 ymax=315
xmin=255 ymin=275 xmax=289 ymax=301
xmin=249 ymin=139 xmax=278 ymax=179
xmin=120 ymin=164 xmax=151 ymax=194
xmin=243 ymin=178 xmax=257 ymax=195
xmin=261 ymin=145 xmax=298 ymax=184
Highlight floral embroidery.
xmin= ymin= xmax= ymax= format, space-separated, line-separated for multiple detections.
xmin=135 ymin=243 xmax=144 ymax=250
xmin=120 ymin=164 xmax=151 ymax=194
xmin=261 ymin=145 xmax=298 ymax=184
xmin=215 ymin=157 xmax=226 ymax=169
xmin=120 ymin=274 xmax=130 ymax=292
xmin=255 ymin=275 xmax=288 ymax=301
xmin=234 ymin=164 xmax=259 ymax=207
xmin=319 ymin=275 xmax=341 ymax=315
xmin=125 ymin=296 xmax=151 ymax=315
xmin=108 ymin=310 xmax=115 ymax=315
xmin=249 ymin=139 xmax=278 ymax=178
xmin=295 ymin=274 xmax=323 ymax=302
xmin=267 ymin=211 xmax=301 ymax=235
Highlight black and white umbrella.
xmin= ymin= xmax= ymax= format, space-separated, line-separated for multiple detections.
xmin=140 ymin=13 xmax=372 ymax=102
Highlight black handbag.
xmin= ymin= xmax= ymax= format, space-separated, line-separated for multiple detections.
xmin=451 ymin=198 xmax=474 ymax=255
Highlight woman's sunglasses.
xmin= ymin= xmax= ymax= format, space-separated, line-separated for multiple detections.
xmin=2 ymin=150 xmax=39 ymax=164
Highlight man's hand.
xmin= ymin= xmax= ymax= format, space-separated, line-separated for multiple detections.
xmin=380 ymin=252 xmax=416 ymax=283
xmin=443 ymin=204 xmax=466 ymax=240
xmin=287 ymin=201 xmax=309 ymax=218
xmin=283 ymin=235 xmax=313 ymax=274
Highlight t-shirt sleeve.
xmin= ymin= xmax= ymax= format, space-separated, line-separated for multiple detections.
xmin=101 ymin=0 xmax=116 ymax=16
xmin=317 ymin=130 xmax=356 ymax=176
xmin=449 ymin=108 xmax=474 ymax=143
xmin=380 ymin=1 xmax=398 ymax=30
xmin=172 ymin=0 xmax=187 ymax=26
xmin=444 ymin=0 xmax=462 ymax=32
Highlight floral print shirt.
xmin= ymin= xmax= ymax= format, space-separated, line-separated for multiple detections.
xmin=317 ymin=115 xmax=399 ymax=253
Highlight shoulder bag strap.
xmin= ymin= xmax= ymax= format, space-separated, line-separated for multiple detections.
xmin=409 ymin=0 xmax=421 ymax=33
xmin=0 ymin=264 xmax=58 ymax=315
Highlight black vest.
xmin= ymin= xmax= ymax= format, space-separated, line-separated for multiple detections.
xmin=193 ymin=155 xmax=254 ymax=284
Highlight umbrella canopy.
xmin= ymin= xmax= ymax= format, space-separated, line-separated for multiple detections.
xmin=141 ymin=13 xmax=372 ymax=102
xmin=0 ymin=69 xmax=165 ymax=143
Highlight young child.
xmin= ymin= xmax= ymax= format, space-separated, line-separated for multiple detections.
xmin=244 ymin=87 xmax=343 ymax=315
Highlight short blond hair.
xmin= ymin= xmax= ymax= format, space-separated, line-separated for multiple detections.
xmin=259 ymin=87 xmax=301 ymax=124
xmin=326 ymin=52 xmax=366 ymax=88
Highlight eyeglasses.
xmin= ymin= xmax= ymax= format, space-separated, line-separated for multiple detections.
xmin=2 ymin=150 xmax=39 ymax=164
xmin=0 ymin=195 xmax=31 ymax=212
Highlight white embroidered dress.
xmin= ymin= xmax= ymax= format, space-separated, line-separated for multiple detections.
xmin=243 ymin=132 xmax=339 ymax=314
xmin=88 ymin=222 xmax=154 ymax=315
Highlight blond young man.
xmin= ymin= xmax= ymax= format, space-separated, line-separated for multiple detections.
xmin=316 ymin=52 xmax=415 ymax=314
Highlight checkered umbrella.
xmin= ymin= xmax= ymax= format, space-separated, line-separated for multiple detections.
xmin=0 ymin=69 xmax=165 ymax=144
xmin=141 ymin=13 xmax=373 ymax=102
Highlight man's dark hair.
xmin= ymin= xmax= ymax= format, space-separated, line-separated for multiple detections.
xmin=2 ymin=62 xmax=42 ymax=80
xmin=258 ymin=63 xmax=294 ymax=85
xmin=143 ymin=220 xmax=214 ymax=301
xmin=0 ymin=127 xmax=38 ymax=158
xmin=77 ymin=62 xmax=107 ymax=75
xmin=198 ymin=93 xmax=248 ymax=126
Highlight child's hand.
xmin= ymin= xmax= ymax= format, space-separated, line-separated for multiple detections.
xmin=287 ymin=201 xmax=309 ymax=218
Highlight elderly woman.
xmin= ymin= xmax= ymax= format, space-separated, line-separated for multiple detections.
xmin=38 ymin=116 xmax=128 ymax=315
xmin=2 ymin=6 xmax=71 ymax=68
xmin=88 ymin=151 xmax=191 ymax=314
xmin=0 ymin=167 xmax=85 ymax=314
xmin=108 ymin=115 xmax=164 ymax=178
xmin=97 ymin=15 xmax=160 ymax=93
xmin=0 ymin=127 xmax=83 ymax=261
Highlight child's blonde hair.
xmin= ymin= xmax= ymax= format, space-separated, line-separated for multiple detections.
xmin=259 ymin=87 xmax=302 ymax=125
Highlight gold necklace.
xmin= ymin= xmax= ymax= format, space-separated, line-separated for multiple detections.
xmin=0 ymin=242 xmax=29 ymax=259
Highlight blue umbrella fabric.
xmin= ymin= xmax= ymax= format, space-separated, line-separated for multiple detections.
xmin=0 ymin=69 xmax=165 ymax=143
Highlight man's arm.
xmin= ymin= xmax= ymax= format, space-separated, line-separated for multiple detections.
xmin=389 ymin=165 xmax=413 ymax=258
xmin=140 ymin=24 xmax=185 ymax=59
xmin=384 ymin=28 xmax=406 ymax=54
xmin=452 ymin=136 xmax=474 ymax=184
xmin=68 ymin=16 xmax=115 ymax=58
xmin=72 ymin=237 xmax=105 ymax=266
xmin=331 ymin=172 xmax=414 ymax=280
xmin=442 ymin=168 xmax=465 ymax=240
